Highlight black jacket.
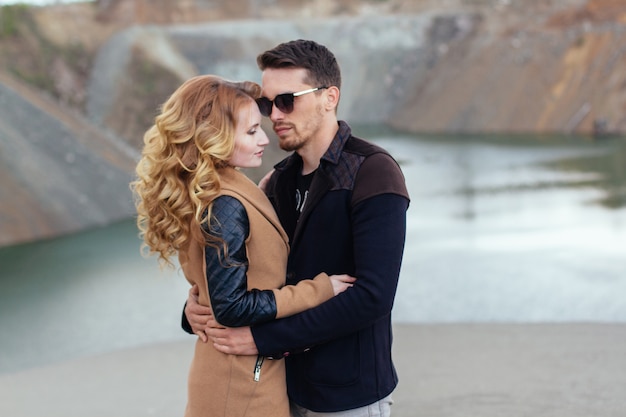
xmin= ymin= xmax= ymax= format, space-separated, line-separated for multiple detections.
xmin=252 ymin=121 xmax=410 ymax=412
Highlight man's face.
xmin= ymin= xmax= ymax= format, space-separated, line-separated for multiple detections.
xmin=260 ymin=67 xmax=324 ymax=152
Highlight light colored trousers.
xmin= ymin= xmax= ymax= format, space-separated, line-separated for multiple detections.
xmin=290 ymin=395 xmax=393 ymax=417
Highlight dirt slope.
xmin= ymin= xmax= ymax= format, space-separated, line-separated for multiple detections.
xmin=1 ymin=0 xmax=626 ymax=246
xmin=390 ymin=0 xmax=626 ymax=135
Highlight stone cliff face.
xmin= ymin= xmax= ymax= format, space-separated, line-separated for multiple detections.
xmin=390 ymin=0 xmax=626 ymax=135
xmin=0 ymin=71 xmax=137 ymax=247
xmin=86 ymin=15 xmax=436 ymax=145
xmin=1 ymin=0 xmax=625 ymax=246
xmin=83 ymin=0 xmax=626 ymax=141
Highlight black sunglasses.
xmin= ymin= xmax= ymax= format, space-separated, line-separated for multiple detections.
xmin=256 ymin=87 xmax=328 ymax=117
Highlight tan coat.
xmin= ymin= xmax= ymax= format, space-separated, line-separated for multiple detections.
xmin=178 ymin=167 xmax=333 ymax=417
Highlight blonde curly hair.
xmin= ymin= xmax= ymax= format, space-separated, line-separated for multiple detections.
xmin=130 ymin=75 xmax=262 ymax=267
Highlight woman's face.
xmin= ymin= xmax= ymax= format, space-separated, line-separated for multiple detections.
xmin=229 ymin=100 xmax=269 ymax=168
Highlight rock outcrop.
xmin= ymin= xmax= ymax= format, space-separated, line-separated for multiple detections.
xmin=1 ymin=0 xmax=626 ymax=246
xmin=390 ymin=0 xmax=626 ymax=135
xmin=0 ymin=71 xmax=137 ymax=246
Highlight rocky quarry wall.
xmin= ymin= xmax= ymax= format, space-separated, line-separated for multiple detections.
xmin=1 ymin=0 xmax=626 ymax=246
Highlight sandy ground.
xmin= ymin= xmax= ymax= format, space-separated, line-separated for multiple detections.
xmin=1 ymin=323 xmax=625 ymax=417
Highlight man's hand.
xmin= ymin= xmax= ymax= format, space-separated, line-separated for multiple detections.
xmin=258 ymin=169 xmax=275 ymax=192
xmin=206 ymin=324 xmax=259 ymax=356
xmin=185 ymin=285 xmax=214 ymax=343
xmin=187 ymin=285 xmax=259 ymax=354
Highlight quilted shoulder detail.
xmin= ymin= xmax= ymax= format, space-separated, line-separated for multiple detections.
xmin=208 ymin=195 xmax=249 ymax=257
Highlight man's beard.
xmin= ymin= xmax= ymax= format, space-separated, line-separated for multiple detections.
xmin=279 ymin=139 xmax=301 ymax=152
xmin=275 ymin=107 xmax=322 ymax=152
xmin=277 ymin=130 xmax=305 ymax=152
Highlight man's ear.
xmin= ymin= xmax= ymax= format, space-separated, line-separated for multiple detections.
xmin=325 ymin=86 xmax=340 ymax=111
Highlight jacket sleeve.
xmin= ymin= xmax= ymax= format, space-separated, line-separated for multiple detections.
xmin=206 ymin=196 xmax=333 ymax=327
xmin=272 ymin=272 xmax=333 ymax=318
xmin=181 ymin=302 xmax=193 ymax=334
xmin=251 ymin=154 xmax=410 ymax=357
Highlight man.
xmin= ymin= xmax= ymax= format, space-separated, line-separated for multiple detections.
xmin=183 ymin=39 xmax=410 ymax=416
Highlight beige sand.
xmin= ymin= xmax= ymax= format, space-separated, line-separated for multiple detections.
xmin=1 ymin=323 xmax=625 ymax=416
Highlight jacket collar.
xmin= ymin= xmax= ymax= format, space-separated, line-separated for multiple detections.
xmin=219 ymin=166 xmax=289 ymax=246
xmin=320 ymin=120 xmax=352 ymax=167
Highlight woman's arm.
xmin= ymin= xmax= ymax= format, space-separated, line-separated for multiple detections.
xmin=205 ymin=196 xmax=345 ymax=327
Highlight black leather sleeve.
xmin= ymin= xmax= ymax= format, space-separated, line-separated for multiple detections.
xmin=203 ymin=195 xmax=277 ymax=327
xmin=181 ymin=302 xmax=193 ymax=334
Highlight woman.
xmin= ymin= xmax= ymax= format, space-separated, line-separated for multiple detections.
xmin=131 ymin=75 xmax=354 ymax=417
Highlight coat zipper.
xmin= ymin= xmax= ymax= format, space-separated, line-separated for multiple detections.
xmin=253 ymin=355 xmax=265 ymax=382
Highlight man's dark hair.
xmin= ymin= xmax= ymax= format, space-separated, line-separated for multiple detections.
xmin=257 ymin=39 xmax=341 ymax=90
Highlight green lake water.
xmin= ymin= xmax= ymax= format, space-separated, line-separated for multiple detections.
xmin=2 ymin=129 xmax=625 ymax=374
